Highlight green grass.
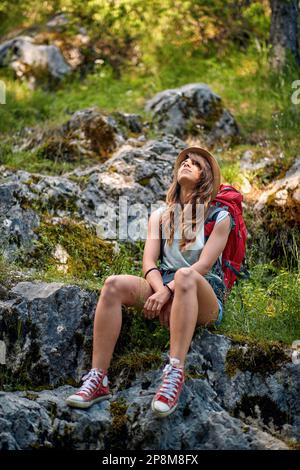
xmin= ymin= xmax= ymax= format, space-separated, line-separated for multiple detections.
xmin=218 ymin=262 xmax=300 ymax=345
xmin=0 ymin=145 xmax=85 ymax=175
xmin=0 ymin=65 xmax=150 ymax=136
xmin=1 ymin=38 xmax=300 ymax=145
xmin=1 ymin=40 xmax=299 ymax=188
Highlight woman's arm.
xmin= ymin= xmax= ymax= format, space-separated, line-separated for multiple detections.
xmin=191 ymin=214 xmax=231 ymax=273
xmin=142 ymin=210 xmax=165 ymax=293
xmin=165 ymin=215 xmax=232 ymax=293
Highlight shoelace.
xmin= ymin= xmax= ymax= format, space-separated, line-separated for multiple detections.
xmin=78 ymin=369 xmax=104 ymax=396
xmin=156 ymin=364 xmax=183 ymax=401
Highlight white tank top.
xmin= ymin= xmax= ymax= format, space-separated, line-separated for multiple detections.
xmin=154 ymin=205 xmax=231 ymax=271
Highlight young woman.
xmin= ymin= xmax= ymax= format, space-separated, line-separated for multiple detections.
xmin=66 ymin=146 xmax=234 ymax=418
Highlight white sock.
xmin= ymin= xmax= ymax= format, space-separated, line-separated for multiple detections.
xmin=169 ymin=357 xmax=183 ymax=368
xmin=91 ymin=367 xmax=107 ymax=376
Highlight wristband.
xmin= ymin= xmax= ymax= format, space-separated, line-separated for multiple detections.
xmin=163 ymin=283 xmax=174 ymax=298
xmin=144 ymin=267 xmax=161 ymax=279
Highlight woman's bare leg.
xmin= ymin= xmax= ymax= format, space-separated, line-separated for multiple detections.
xmin=169 ymin=267 xmax=219 ymax=367
xmin=92 ymin=275 xmax=154 ymax=370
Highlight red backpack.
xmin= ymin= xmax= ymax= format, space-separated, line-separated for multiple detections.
xmin=204 ymin=184 xmax=250 ymax=299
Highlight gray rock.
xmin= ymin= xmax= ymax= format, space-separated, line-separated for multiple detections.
xmin=145 ymin=83 xmax=239 ymax=144
xmin=0 ymin=36 xmax=71 ymax=86
xmin=187 ymin=330 xmax=300 ymax=442
xmin=110 ymin=111 xmax=144 ymax=135
xmin=76 ymin=135 xmax=186 ymax=230
xmin=0 ymin=168 xmax=82 ymax=261
xmin=0 ymin=135 xmax=186 ymax=259
xmin=240 ymin=149 xmax=277 ymax=171
xmin=0 ymin=373 xmax=290 ymax=450
xmin=0 ymin=180 xmax=40 ymax=261
xmin=0 ymin=386 xmax=111 ymax=449
xmin=0 ymin=281 xmax=97 ymax=387
xmin=46 ymin=14 xmax=70 ymax=30
xmin=0 ymin=282 xmax=299 ymax=449
xmin=14 ymin=107 xmax=137 ymax=161
xmin=254 ymin=156 xmax=300 ymax=211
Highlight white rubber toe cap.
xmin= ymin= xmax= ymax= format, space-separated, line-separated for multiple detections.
xmin=66 ymin=394 xmax=85 ymax=403
xmin=152 ymin=400 xmax=170 ymax=413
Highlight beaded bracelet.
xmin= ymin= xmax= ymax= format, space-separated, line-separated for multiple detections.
xmin=144 ymin=267 xmax=161 ymax=279
xmin=164 ymin=283 xmax=174 ymax=298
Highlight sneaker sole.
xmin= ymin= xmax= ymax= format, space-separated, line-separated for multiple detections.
xmin=151 ymin=398 xmax=178 ymax=418
xmin=66 ymin=393 xmax=112 ymax=409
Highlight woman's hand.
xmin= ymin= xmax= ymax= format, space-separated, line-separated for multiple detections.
xmin=143 ymin=287 xmax=172 ymax=319
xmin=159 ymin=297 xmax=173 ymax=329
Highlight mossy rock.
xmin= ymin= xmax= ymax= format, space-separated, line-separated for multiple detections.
xmin=106 ymin=398 xmax=129 ymax=449
xmin=34 ymin=194 xmax=78 ymax=215
xmin=81 ymin=113 xmax=118 ymax=158
xmin=26 ymin=218 xmax=116 ymax=280
xmin=36 ymin=134 xmax=79 ymax=162
xmin=246 ymin=201 xmax=299 ymax=269
xmin=137 ymin=176 xmax=152 ymax=186
xmin=185 ymin=100 xmax=224 ymax=136
xmin=35 ymin=110 xmax=119 ymax=163
xmin=233 ymin=395 xmax=293 ymax=430
xmin=109 ymin=349 xmax=163 ymax=390
xmin=110 ymin=398 xmax=128 ymax=433
xmin=110 ymin=111 xmax=143 ymax=137
xmin=253 ymin=158 xmax=292 ymax=188
xmin=225 ymin=339 xmax=290 ymax=378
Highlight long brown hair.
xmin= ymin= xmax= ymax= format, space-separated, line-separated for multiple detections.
xmin=160 ymin=152 xmax=215 ymax=252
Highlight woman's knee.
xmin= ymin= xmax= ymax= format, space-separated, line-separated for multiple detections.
xmin=101 ymin=275 xmax=145 ymax=307
xmin=101 ymin=275 xmax=121 ymax=302
xmin=174 ymin=268 xmax=197 ymax=293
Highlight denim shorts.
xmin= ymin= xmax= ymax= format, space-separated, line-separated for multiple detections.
xmin=159 ymin=268 xmax=224 ymax=326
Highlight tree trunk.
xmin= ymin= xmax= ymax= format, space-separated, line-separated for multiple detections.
xmin=269 ymin=0 xmax=300 ymax=70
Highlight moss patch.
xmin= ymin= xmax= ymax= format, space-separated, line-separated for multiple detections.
xmin=110 ymin=350 xmax=162 ymax=390
xmin=110 ymin=398 xmax=128 ymax=433
xmin=0 ymin=364 xmax=56 ymax=392
xmin=26 ymin=218 xmax=115 ymax=281
xmin=33 ymin=109 xmax=119 ymax=163
xmin=248 ymin=211 xmax=299 ymax=270
xmin=0 ymin=256 xmax=11 ymax=285
xmin=285 ymin=440 xmax=300 ymax=450
xmin=36 ymin=134 xmax=82 ymax=163
xmin=21 ymin=193 xmax=79 ymax=215
xmin=137 ymin=176 xmax=152 ymax=186
xmin=106 ymin=398 xmax=129 ymax=449
xmin=225 ymin=340 xmax=289 ymax=378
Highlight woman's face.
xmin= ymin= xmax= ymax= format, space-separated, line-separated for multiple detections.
xmin=177 ymin=155 xmax=202 ymax=188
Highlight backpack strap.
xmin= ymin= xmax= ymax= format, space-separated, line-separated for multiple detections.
xmin=224 ymin=260 xmax=250 ymax=280
xmin=205 ymin=204 xmax=236 ymax=234
xmin=205 ymin=205 xmax=223 ymax=223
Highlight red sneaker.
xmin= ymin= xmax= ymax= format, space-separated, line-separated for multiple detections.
xmin=151 ymin=358 xmax=185 ymax=418
xmin=66 ymin=368 xmax=112 ymax=409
